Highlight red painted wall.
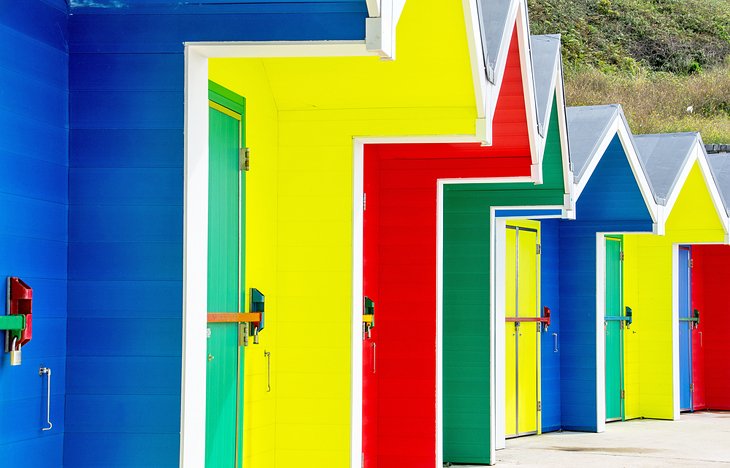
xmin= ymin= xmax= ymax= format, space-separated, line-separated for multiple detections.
xmin=691 ymin=245 xmax=730 ymax=410
xmin=362 ymin=27 xmax=533 ymax=467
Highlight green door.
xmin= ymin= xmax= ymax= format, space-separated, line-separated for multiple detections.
xmin=604 ymin=236 xmax=624 ymax=421
xmin=206 ymin=84 xmax=246 ymax=467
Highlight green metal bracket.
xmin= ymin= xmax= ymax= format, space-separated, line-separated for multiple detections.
xmin=0 ymin=315 xmax=25 ymax=331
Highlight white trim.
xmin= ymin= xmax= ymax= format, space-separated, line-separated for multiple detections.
xmin=366 ymin=0 xmax=380 ymax=17
xmin=180 ymin=47 xmax=208 ymax=468
xmin=436 ymin=182 xmax=444 ymax=468
xmin=187 ymin=41 xmax=374 ymax=58
xmin=574 ymin=119 xmax=618 ymax=201
xmin=439 ymin=176 xmax=534 ymax=185
xmin=350 ymin=142 xmax=365 ymax=468
xmin=515 ymin=1 xmax=542 ymax=170
xmin=694 ymin=144 xmax=730 ymax=237
xmin=615 ymin=123 xmax=661 ymax=231
xmin=595 ymin=233 xmax=607 ymax=433
xmin=493 ymin=217 xmax=507 ymax=450
xmin=366 ymin=0 xmax=408 ymax=59
xmin=462 ymin=0 xmax=490 ymax=143
xmin=487 ymin=0 xmax=520 ymax=119
xmin=554 ymin=58 xmax=575 ymax=216
xmin=671 ymin=244 xmax=681 ymax=420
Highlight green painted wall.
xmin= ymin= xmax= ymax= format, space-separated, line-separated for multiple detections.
xmin=443 ymin=97 xmax=567 ymax=464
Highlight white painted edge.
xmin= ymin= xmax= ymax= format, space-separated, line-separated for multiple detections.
xmin=671 ymin=244 xmax=681 ymax=420
xmin=350 ymin=141 xmax=365 ymax=468
xmin=573 ymin=118 xmax=617 ymax=201
xmin=488 ymin=0 xmax=520 ymax=119
xmin=694 ymin=144 xmax=730 ymax=237
xmin=594 ymin=232 xmax=607 ymax=433
xmin=554 ymin=57 xmax=575 ymax=216
xmin=615 ymin=123 xmax=661 ymax=232
xmin=180 ymin=46 xmax=208 ymax=468
xmin=187 ymin=41 xmax=374 ymax=58
xmin=493 ymin=217 xmax=507 ymax=450
xmin=436 ymin=182 xmax=444 ymax=468
xmin=366 ymin=0 xmax=380 ymax=17
xmin=515 ymin=1 xmax=542 ymax=169
xmin=462 ymin=0 xmax=489 ymax=139
xmin=366 ymin=0 xmax=407 ymax=59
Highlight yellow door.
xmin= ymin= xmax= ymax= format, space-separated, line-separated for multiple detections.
xmin=505 ymin=221 xmax=541 ymax=437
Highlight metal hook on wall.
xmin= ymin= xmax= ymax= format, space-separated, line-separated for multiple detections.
xmin=39 ymin=366 xmax=52 ymax=431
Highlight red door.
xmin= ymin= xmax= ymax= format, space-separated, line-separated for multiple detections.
xmin=362 ymin=149 xmax=380 ymax=468
xmin=690 ymin=254 xmax=705 ymax=410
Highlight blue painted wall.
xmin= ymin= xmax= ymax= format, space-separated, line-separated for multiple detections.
xmin=558 ymin=135 xmax=654 ymax=431
xmin=0 ymin=0 xmax=68 ymax=465
xmin=66 ymin=3 xmax=366 ymax=466
xmin=539 ymin=218 xmax=561 ymax=432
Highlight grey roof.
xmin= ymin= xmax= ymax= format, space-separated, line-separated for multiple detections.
xmin=634 ymin=133 xmax=699 ymax=205
xmin=566 ymin=105 xmax=621 ymax=184
xmin=531 ymin=34 xmax=561 ymax=136
xmin=707 ymin=152 xmax=730 ymax=216
xmin=478 ymin=0 xmax=514 ymax=84
xmin=706 ymin=144 xmax=730 ymax=154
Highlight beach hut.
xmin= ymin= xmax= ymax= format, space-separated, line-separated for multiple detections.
xmin=439 ymin=31 xmax=573 ymax=464
xmin=556 ymin=105 xmax=660 ymax=432
xmin=621 ymin=135 xmax=728 ymax=420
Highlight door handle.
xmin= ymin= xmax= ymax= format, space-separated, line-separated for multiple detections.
xmin=553 ymin=333 xmax=558 ymax=353
xmin=699 ymin=332 xmax=703 ymax=347
xmin=264 ymin=350 xmax=271 ymax=393
xmin=372 ymin=342 xmax=376 ymax=374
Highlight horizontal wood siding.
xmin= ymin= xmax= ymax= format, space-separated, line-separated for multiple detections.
xmin=66 ymin=5 xmax=367 ymax=466
xmin=443 ymin=94 xmax=566 ymax=464
xmin=557 ymin=137 xmax=654 ymax=430
xmin=0 ymin=0 xmax=68 ymax=465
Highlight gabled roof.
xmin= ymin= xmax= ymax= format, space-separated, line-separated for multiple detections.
xmin=634 ymin=133 xmax=698 ymax=205
xmin=633 ymin=132 xmax=728 ymax=236
xmin=531 ymin=34 xmax=561 ymax=137
xmin=566 ymin=104 xmax=660 ymax=228
xmin=706 ymin=152 xmax=730 ymax=216
xmin=567 ymin=105 xmax=623 ymax=184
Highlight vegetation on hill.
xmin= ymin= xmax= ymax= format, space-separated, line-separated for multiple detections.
xmin=527 ymin=0 xmax=730 ymax=143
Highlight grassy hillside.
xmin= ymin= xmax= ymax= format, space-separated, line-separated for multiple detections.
xmin=528 ymin=0 xmax=730 ymax=143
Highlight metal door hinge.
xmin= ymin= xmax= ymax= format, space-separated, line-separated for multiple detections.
xmin=620 ymin=251 xmax=625 ymax=261
xmin=620 ymin=389 xmax=625 ymax=399
xmin=363 ymin=193 xmax=367 ymax=211
xmin=239 ymin=147 xmax=250 ymax=171
xmin=690 ymin=258 xmax=694 ymax=268
xmin=690 ymin=383 xmax=694 ymax=392
xmin=537 ymin=401 xmax=542 ymax=412
xmin=361 ymin=452 xmax=365 ymax=468
xmin=536 ymin=244 xmax=542 ymax=255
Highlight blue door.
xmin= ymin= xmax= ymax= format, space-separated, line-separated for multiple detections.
xmin=678 ymin=246 xmax=693 ymax=411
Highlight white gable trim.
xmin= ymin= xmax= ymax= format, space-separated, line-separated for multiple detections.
xmin=572 ymin=115 xmax=661 ymax=232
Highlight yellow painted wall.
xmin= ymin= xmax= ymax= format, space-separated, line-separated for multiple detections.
xmin=623 ymin=162 xmax=726 ymax=420
xmin=209 ymin=0 xmax=481 ymax=465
